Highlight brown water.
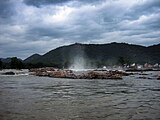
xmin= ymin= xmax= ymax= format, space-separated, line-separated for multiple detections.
xmin=0 ymin=72 xmax=160 ymax=120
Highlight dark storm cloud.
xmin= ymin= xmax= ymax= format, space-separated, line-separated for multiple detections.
xmin=0 ymin=0 xmax=160 ymax=59
xmin=0 ymin=0 xmax=17 ymax=25
xmin=23 ymin=0 xmax=99 ymax=7
xmin=0 ymin=0 xmax=14 ymax=18
xmin=24 ymin=0 xmax=72 ymax=6
xmin=124 ymin=0 xmax=160 ymax=20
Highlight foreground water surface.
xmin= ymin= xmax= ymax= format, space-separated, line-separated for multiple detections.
xmin=0 ymin=72 xmax=160 ymax=120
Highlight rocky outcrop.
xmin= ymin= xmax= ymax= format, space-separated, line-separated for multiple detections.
xmin=83 ymin=71 xmax=122 ymax=79
xmin=30 ymin=68 xmax=76 ymax=79
xmin=29 ymin=67 xmax=132 ymax=79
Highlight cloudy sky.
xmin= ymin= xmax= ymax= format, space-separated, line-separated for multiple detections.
xmin=0 ymin=0 xmax=160 ymax=59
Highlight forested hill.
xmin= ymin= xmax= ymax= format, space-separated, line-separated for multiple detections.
xmin=24 ymin=42 xmax=160 ymax=68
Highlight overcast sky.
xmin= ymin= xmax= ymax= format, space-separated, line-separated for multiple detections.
xmin=0 ymin=0 xmax=160 ymax=59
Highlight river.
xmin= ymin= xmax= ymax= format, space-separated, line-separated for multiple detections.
xmin=0 ymin=72 xmax=160 ymax=120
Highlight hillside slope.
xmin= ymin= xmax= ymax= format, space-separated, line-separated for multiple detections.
xmin=24 ymin=42 xmax=160 ymax=68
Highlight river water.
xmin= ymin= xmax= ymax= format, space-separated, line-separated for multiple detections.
xmin=0 ymin=72 xmax=160 ymax=120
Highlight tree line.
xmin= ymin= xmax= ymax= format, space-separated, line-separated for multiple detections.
xmin=0 ymin=56 xmax=132 ymax=70
xmin=0 ymin=57 xmax=24 ymax=69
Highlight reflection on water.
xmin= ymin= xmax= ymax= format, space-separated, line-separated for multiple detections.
xmin=0 ymin=72 xmax=160 ymax=120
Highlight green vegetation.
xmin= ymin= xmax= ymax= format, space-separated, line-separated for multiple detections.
xmin=11 ymin=57 xmax=24 ymax=69
xmin=118 ymin=56 xmax=131 ymax=67
xmin=0 ymin=57 xmax=24 ymax=69
xmin=118 ymin=57 xmax=125 ymax=66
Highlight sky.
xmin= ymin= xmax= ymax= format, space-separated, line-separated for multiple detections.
xmin=0 ymin=0 xmax=160 ymax=59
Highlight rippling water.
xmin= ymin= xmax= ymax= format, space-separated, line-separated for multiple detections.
xmin=0 ymin=72 xmax=160 ymax=120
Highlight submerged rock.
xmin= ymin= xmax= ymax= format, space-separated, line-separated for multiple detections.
xmin=3 ymin=71 xmax=15 ymax=75
xmin=138 ymin=76 xmax=152 ymax=79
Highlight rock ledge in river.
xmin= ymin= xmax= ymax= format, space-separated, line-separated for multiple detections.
xmin=29 ymin=68 xmax=132 ymax=79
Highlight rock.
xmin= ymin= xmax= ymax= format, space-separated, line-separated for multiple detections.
xmin=29 ymin=67 xmax=56 ymax=72
xmin=138 ymin=73 xmax=148 ymax=75
xmin=3 ymin=71 xmax=15 ymax=75
xmin=49 ymin=70 xmax=66 ymax=78
xmin=107 ymin=74 xmax=123 ymax=79
xmin=126 ymin=68 xmax=153 ymax=72
xmin=157 ymin=77 xmax=160 ymax=80
xmin=30 ymin=67 xmax=131 ymax=79
xmin=138 ymin=76 xmax=152 ymax=79
xmin=112 ymin=70 xmax=133 ymax=76
xmin=84 ymin=71 xmax=122 ymax=79
xmin=30 ymin=68 xmax=77 ymax=79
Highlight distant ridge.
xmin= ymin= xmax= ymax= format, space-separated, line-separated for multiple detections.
xmin=0 ymin=57 xmax=22 ymax=63
xmin=0 ymin=58 xmax=12 ymax=63
xmin=24 ymin=42 xmax=160 ymax=68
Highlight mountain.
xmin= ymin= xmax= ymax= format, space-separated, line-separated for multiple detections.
xmin=24 ymin=42 xmax=160 ymax=68
xmin=24 ymin=54 xmax=41 ymax=63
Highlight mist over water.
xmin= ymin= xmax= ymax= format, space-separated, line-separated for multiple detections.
xmin=67 ymin=43 xmax=99 ymax=71
xmin=69 ymin=55 xmax=86 ymax=71
xmin=68 ymin=44 xmax=88 ymax=71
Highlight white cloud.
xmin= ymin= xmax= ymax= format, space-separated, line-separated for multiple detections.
xmin=0 ymin=0 xmax=160 ymax=59
xmin=44 ymin=6 xmax=74 ymax=24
